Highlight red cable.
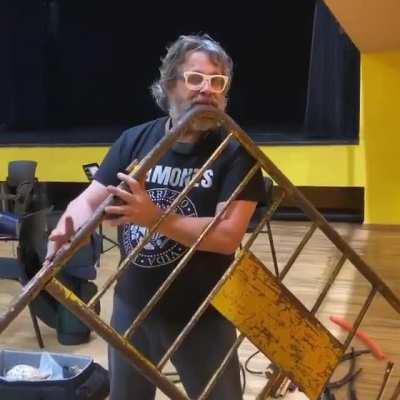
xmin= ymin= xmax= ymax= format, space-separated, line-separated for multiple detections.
xmin=330 ymin=315 xmax=386 ymax=360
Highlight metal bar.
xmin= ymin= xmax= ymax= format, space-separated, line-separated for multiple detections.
xmin=0 ymin=107 xmax=212 ymax=335
xmin=124 ymin=162 xmax=261 ymax=340
xmin=251 ymin=248 xmax=346 ymax=398
xmin=0 ymin=223 xmax=95 ymax=334
xmin=88 ymin=132 xmax=234 ymax=309
xmin=266 ymin=221 xmax=279 ymax=277
xmin=376 ymin=361 xmax=395 ymax=400
xmin=389 ymin=379 xmax=400 ymax=400
xmin=157 ymin=192 xmax=285 ymax=370
xmin=306 ymin=255 xmax=355 ymax=399
xmin=198 ymin=333 xmax=245 ymax=400
xmin=46 ymin=278 xmax=189 ymax=400
xmin=279 ymin=223 xmax=318 ymax=281
xmin=313 ymin=291 xmax=378 ymax=400
xmin=27 ymin=304 xmax=44 ymax=348
xmin=243 ymin=190 xmax=286 ymax=253
xmin=204 ymin=107 xmax=400 ymax=315
xmin=256 ymin=371 xmax=285 ymax=400
xmin=311 ymin=255 xmax=347 ymax=314
xmin=343 ymin=287 xmax=378 ymax=349
xmin=156 ymin=255 xmax=243 ymax=371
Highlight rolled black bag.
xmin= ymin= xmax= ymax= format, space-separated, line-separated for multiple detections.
xmin=26 ymin=210 xmax=102 ymax=345
xmin=56 ymin=275 xmax=100 ymax=346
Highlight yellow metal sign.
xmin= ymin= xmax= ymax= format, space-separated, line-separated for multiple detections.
xmin=212 ymin=251 xmax=344 ymax=399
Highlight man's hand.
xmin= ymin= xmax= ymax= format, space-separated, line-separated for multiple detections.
xmin=105 ymin=172 xmax=162 ymax=227
xmin=45 ymin=216 xmax=75 ymax=265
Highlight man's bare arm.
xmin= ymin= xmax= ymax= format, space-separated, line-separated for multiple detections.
xmin=45 ymin=180 xmax=109 ymax=262
xmin=154 ymin=200 xmax=256 ymax=255
xmin=105 ymin=173 xmax=257 ymax=255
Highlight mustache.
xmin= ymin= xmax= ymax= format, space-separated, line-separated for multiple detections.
xmin=190 ymin=96 xmax=218 ymax=107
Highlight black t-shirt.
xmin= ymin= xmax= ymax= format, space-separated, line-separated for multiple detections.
xmin=95 ymin=116 xmax=265 ymax=321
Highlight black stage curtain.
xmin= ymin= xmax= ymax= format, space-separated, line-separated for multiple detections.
xmin=2 ymin=1 xmax=343 ymax=145
xmin=304 ymin=0 xmax=360 ymax=140
xmin=0 ymin=1 xmax=47 ymax=131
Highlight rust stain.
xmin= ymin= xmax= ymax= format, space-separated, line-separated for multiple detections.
xmin=212 ymin=251 xmax=344 ymax=399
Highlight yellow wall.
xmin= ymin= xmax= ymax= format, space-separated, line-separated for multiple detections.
xmin=0 ymin=142 xmax=366 ymax=185
xmin=259 ymin=143 xmax=364 ymax=188
xmin=0 ymin=147 xmax=108 ymax=183
xmin=361 ymin=51 xmax=400 ymax=224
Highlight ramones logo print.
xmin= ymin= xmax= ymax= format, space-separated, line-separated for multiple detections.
xmin=121 ymin=188 xmax=198 ymax=268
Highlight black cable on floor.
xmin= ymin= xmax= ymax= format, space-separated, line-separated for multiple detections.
xmin=244 ymin=350 xmax=264 ymax=375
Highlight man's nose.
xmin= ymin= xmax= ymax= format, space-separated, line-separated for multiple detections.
xmin=199 ymin=79 xmax=213 ymax=94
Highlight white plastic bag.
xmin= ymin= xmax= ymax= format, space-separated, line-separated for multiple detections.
xmin=39 ymin=352 xmax=63 ymax=380
xmin=5 ymin=364 xmax=49 ymax=381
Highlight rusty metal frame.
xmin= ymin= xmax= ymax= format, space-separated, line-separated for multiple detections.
xmin=1 ymin=105 xmax=399 ymax=399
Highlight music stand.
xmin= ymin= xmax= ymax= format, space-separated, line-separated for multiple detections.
xmin=82 ymin=163 xmax=119 ymax=253
xmin=82 ymin=163 xmax=100 ymax=181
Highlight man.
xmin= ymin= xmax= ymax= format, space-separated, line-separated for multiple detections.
xmin=46 ymin=34 xmax=265 ymax=399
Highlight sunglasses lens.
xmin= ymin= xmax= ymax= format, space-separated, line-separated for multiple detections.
xmin=210 ymin=76 xmax=226 ymax=92
xmin=186 ymin=73 xmax=204 ymax=87
xmin=184 ymin=72 xmax=228 ymax=92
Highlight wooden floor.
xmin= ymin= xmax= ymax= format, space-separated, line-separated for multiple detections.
xmin=1 ymin=221 xmax=399 ymax=399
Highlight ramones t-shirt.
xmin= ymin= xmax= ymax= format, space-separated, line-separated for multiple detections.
xmin=94 ymin=116 xmax=265 ymax=321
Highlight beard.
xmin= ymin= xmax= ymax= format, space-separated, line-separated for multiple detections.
xmin=169 ymin=94 xmax=227 ymax=124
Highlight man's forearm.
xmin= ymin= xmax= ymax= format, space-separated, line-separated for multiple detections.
xmin=104 ymin=175 xmax=256 ymax=256
xmin=156 ymin=212 xmax=238 ymax=255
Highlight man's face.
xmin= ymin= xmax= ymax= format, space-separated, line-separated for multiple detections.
xmin=168 ymin=51 xmax=228 ymax=121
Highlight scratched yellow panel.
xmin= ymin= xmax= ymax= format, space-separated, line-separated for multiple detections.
xmin=211 ymin=252 xmax=344 ymax=399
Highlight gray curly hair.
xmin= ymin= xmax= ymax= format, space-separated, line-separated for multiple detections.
xmin=150 ymin=34 xmax=234 ymax=113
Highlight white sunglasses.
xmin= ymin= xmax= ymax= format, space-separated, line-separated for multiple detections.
xmin=181 ymin=71 xmax=229 ymax=93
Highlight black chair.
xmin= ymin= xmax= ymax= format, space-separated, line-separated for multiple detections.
xmin=0 ymin=208 xmax=49 ymax=348
xmin=7 ymin=160 xmax=37 ymax=186
xmin=0 ymin=160 xmax=38 ymax=241
xmin=245 ymin=176 xmax=279 ymax=276
xmin=1 ymin=160 xmax=37 ymax=213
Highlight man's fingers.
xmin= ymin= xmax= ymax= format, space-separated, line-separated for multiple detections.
xmin=48 ymin=230 xmax=64 ymax=240
xmin=107 ymin=185 xmax=133 ymax=203
xmin=46 ymin=216 xmax=75 ymax=263
xmin=137 ymin=175 xmax=146 ymax=188
xmin=45 ymin=240 xmax=59 ymax=264
xmin=65 ymin=216 xmax=75 ymax=236
xmin=44 ymin=251 xmax=55 ymax=263
xmin=105 ymin=205 xmax=129 ymax=215
xmin=48 ymin=231 xmax=71 ymax=242
xmin=49 ymin=216 xmax=75 ymax=240
xmin=117 ymin=172 xmax=141 ymax=191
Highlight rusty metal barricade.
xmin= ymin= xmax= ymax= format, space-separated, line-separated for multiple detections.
xmin=1 ymin=105 xmax=399 ymax=399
